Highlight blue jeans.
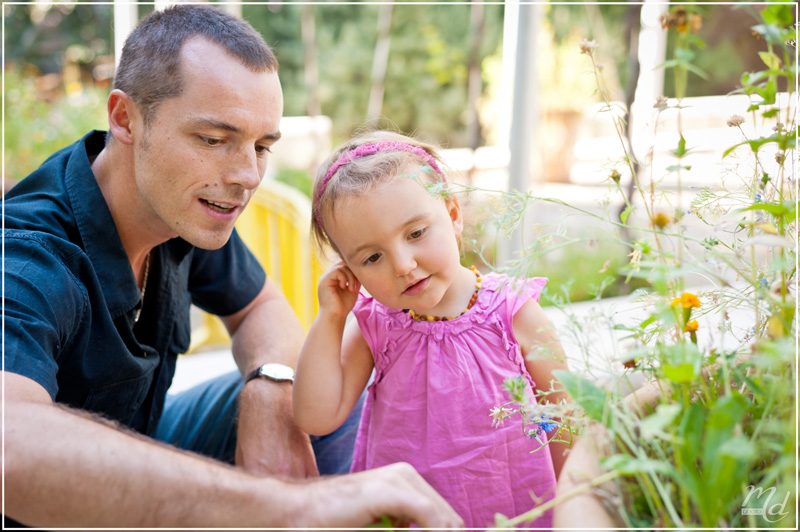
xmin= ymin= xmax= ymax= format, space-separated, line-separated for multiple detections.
xmin=154 ymin=370 xmax=363 ymax=475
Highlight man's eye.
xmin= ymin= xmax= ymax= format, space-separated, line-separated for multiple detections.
xmin=255 ymin=145 xmax=273 ymax=155
xmin=365 ymin=253 xmax=381 ymax=264
xmin=200 ymin=136 xmax=222 ymax=146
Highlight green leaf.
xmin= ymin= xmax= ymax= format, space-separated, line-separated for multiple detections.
xmin=751 ymin=23 xmax=787 ymax=46
xmin=640 ymin=403 xmax=682 ymax=438
xmin=663 ymin=363 xmax=696 ymax=383
xmin=684 ymin=62 xmax=709 ymax=81
xmin=674 ymin=47 xmax=695 ymax=63
xmin=601 ymin=454 xmax=674 ymax=476
xmin=553 ymin=370 xmax=608 ymax=425
xmin=762 ymin=4 xmax=794 ymax=26
xmin=666 ymin=165 xmax=691 ymax=172
xmin=679 ymin=403 xmax=704 ymax=452
xmin=703 ymin=394 xmax=747 ymax=464
xmin=717 ymin=434 xmax=756 ymax=461
xmin=755 ymin=78 xmax=777 ymax=105
xmin=661 ymin=343 xmax=702 ymax=383
xmin=758 ymin=51 xmax=782 ymax=70
xmin=620 ymin=205 xmax=635 ymax=224
xmin=672 ymin=136 xmax=688 ymax=158
xmin=723 ymin=133 xmax=782 ymax=157
xmin=739 ymin=200 xmax=797 ymax=219
xmin=762 ymin=108 xmax=780 ymax=118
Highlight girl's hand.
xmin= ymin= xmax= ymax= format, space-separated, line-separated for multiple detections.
xmin=317 ymin=261 xmax=361 ymax=319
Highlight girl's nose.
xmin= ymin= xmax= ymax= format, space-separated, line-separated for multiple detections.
xmin=393 ymin=253 xmax=417 ymax=277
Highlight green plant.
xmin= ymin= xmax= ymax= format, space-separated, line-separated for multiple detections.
xmin=3 ymin=66 xmax=109 ymax=186
xmin=485 ymin=4 xmax=796 ymax=528
xmin=274 ymin=168 xmax=313 ymax=199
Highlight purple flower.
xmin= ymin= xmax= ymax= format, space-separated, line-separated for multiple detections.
xmin=527 ymin=415 xmax=558 ymax=441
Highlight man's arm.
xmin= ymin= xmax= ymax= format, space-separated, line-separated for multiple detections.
xmin=4 ymin=371 xmax=463 ymax=528
xmin=219 ymin=277 xmax=316 ymax=477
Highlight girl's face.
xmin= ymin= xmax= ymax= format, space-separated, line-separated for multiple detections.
xmin=324 ymin=171 xmax=472 ymax=316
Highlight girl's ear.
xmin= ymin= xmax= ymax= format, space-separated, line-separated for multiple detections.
xmin=446 ymin=196 xmax=464 ymax=238
xmin=106 ymin=89 xmax=139 ymax=146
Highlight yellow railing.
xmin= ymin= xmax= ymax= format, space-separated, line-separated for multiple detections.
xmin=187 ymin=179 xmax=325 ymax=353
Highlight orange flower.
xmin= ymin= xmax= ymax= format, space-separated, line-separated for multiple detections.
xmin=684 ymin=320 xmax=699 ymax=333
xmin=689 ymin=14 xmax=703 ymax=34
xmin=651 ymin=212 xmax=673 ymax=229
xmin=671 ymin=292 xmax=701 ymax=309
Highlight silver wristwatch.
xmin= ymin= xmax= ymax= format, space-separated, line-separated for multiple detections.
xmin=245 ymin=363 xmax=295 ymax=384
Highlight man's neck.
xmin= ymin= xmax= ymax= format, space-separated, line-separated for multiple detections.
xmin=90 ymin=141 xmax=163 ymax=278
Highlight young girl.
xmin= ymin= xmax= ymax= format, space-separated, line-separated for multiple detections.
xmin=293 ymin=131 xmax=571 ymax=529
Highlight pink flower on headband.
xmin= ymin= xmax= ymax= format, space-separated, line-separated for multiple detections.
xmin=314 ymin=140 xmax=446 ymax=225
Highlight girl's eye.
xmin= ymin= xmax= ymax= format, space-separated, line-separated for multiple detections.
xmin=365 ymin=253 xmax=381 ymax=264
xmin=409 ymin=228 xmax=426 ymax=239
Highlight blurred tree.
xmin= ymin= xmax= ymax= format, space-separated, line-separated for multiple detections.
xmin=245 ymin=3 xmax=505 ymax=147
xmin=4 ymin=4 xmax=112 ymax=76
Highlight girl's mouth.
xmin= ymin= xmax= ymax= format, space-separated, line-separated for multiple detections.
xmin=403 ymin=276 xmax=430 ymax=296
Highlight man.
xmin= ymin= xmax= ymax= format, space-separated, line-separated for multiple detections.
xmin=3 ymin=5 xmax=462 ymax=528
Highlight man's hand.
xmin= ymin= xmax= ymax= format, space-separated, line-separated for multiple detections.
xmin=235 ymin=378 xmax=318 ymax=478
xmin=296 ymin=462 xmax=464 ymax=529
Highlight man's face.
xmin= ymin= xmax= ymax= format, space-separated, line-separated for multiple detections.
xmin=132 ymin=37 xmax=283 ymax=250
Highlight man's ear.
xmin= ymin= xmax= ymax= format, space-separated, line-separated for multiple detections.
xmin=446 ymin=196 xmax=464 ymax=238
xmin=106 ymin=89 xmax=139 ymax=146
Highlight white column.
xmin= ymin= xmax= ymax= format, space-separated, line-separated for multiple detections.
xmin=498 ymin=0 xmax=519 ymax=152
xmin=498 ymin=1 xmax=538 ymax=268
xmin=630 ymin=1 xmax=669 ymax=161
xmin=219 ymin=1 xmax=242 ymax=18
xmin=113 ymin=2 xmax=138 ymax=67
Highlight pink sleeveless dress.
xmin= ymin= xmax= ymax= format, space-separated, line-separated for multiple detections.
xmin=351 ymin=272 xmax=556 ymax=529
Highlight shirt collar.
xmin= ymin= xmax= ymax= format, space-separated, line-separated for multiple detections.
xmin=64 ymin=131 xmax=143 ymax=319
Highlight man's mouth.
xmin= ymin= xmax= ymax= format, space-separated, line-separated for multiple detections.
xmin=201 ymin=199 xmax=237 ymax=214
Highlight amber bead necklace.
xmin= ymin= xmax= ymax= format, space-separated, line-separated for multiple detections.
xmin=407 ymin=266 xmax=482 ymax=322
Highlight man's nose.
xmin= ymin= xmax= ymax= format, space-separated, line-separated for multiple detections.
xmin=225 ymin=145 xmax=262 ymax=190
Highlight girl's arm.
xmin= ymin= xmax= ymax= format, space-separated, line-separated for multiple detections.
xmin=512 ymin=298 xmax=572 ymax=480
xmin=293 ymin=263 xmax=374 ymax=436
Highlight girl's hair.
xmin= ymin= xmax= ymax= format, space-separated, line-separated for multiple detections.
xmin=311 ymin=130 xmax=448 ymax=255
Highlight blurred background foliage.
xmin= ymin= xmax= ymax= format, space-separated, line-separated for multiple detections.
xmin=4 ymin=1 xmax=766 ymax=182
xmin=2 ymin=1 xmax=775 ymax=303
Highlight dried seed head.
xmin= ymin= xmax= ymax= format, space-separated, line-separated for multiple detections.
xmin=579 ymin=39 xmax=599 ymax=56
xmin=727 ymin=114 xmax=745 ymax=127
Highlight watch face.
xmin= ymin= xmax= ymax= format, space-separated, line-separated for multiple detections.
xmin=260 ymin=363 xmax=295 ymax=381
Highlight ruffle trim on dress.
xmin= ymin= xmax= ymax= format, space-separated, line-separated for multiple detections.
xmin=351 ymin=273 xmax=547 ymax=389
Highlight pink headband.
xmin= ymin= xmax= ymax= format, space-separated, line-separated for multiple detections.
xmin=314 ymin=141 xmax=445 ymax=226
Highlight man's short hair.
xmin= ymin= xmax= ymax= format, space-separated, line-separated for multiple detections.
xmin=113 ymin=5 xmax=278 ymax=126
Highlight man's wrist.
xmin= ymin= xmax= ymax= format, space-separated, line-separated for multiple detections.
xmin=244 ymin=363 xmax=295 ymax=385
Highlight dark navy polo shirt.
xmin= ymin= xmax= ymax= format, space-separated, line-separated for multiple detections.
xmin=3 ymin=130 xmax=266 ymax=435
